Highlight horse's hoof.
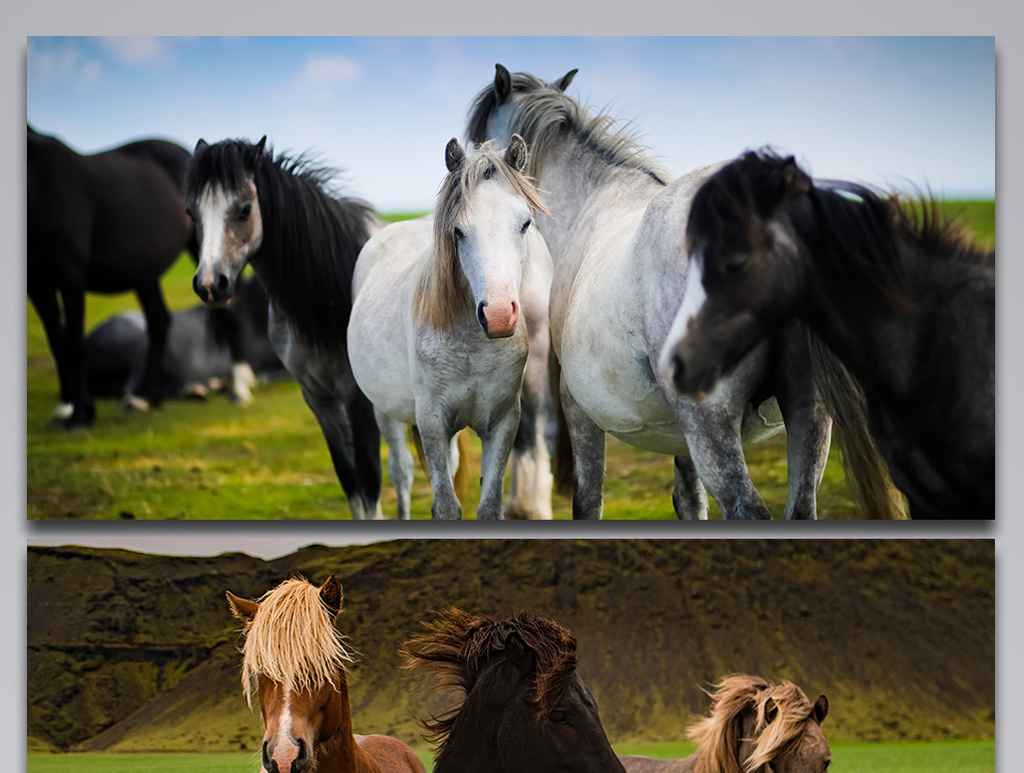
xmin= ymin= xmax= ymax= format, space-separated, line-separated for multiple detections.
xmin=122 ymin=394 xmax=151 ymax=413
xmin=182 ymin=383 xmax=209 ymax=400
xmin=51 ymin=402 xmax=74 ymax=422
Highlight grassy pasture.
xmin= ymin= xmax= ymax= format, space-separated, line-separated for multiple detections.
xmin=26 ymin=202 xmax=994 ymax=519
xmin=27 ymin=739 xmax=996 ymax=773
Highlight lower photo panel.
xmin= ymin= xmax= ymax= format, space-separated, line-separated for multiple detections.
xmin=27 ymin=538 xmax=994 ymax=772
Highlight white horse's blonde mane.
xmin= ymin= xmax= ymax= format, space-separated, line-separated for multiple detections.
xmin=239 ymin=578 xmax=352 ymax=706
xmin=412 ymin=140 xmax=549 ymax=332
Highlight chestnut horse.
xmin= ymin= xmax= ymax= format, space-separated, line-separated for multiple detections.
xmin=619 ymin=675 xmax=830 ymax=773
xmin=226 ymin=576 xmax=425 ymax=773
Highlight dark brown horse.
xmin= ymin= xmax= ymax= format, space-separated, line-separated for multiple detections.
xmin=619 ymin=675 xmax=830 ymax=773
xmin=226 ymin=576 xmax=425 ymax=773
xmin=404 ymin=608 xmax=626 ymax=773
xmin=28 ymin=126 xmax=194 ymax=429
xmin=666 ymin=150 xmax=994 ymax=518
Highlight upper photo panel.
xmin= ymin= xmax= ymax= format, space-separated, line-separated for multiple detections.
xmin=26 ymin=37 xmax=995 ymax=520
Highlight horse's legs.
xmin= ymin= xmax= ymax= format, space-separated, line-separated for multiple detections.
xmin=774 ymin=323 xmax=832 ymax=520
xmin=414 ymin=409 xmax=462 ymax=520
xmin=560 ymin=376 xmax=606 ymax=520
xmin=133 ymin=279 xmax=171 ymax=410
xmin=58 ymin=280 xmax=94 ymax=430
xmin=476 ymin=400 xmax=523 ymax=521
xmin=679 ymin=407 xmax=772 ymax=520
xmin=507 ymin=379 xmax=555 ymax=520
xmin=375 ymin=408 xmax=414 ymax=519
xmin=29 ymin=284 xmax=74 ymax=420
xmin=672 ymin=456 xmax=709 ymax=519
xmin=300 ymin=383 xmax=383 ymax=519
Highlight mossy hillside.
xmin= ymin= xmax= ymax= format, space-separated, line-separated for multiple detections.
xmin=28 ymin=540 xmax=993 ymax=752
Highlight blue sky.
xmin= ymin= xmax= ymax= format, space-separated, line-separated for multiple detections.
xmin=27 ymin=36 xmax=994 ymax=212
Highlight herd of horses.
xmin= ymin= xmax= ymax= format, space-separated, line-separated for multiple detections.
xmin=228 ymin=574 xmax=832 ymax=773
xmin=28 ymin=64 xmax=995 ymax=519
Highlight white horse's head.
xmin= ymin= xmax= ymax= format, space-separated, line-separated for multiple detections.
xmin=187 ymin=136 xmax=267 ymax=306
xmin=416 ymin=135 xmax=549 ymax=339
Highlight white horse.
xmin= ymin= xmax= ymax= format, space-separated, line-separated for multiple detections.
xmin=348 ymin=136 xmax=553 ymax=519
xmin=467 ymin=65 xmax=834 ymax=519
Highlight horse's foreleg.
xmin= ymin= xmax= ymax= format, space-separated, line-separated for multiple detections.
xmin=477 ymin=401 xmax=522 ymax=521
xmin=672 ymin=456 xmax=709 ymax=519
xmin=134 ymin=279 xmax=171 ymax=410
xmin=59 ymin=281 xmax=94 ymax=430
xmin=376 ymin=408 xmax=414 ymax=519
xmin=414 ymin=410 xmax=462 ymax=520
xmin=29 ymin=285 xmax=74 ymax=422
xmin=773 ymin=321 xmax=832 ymax=519
xmin=301 ymin=384 xmax=383 ymax=519
xmin=560 ymin=376 xmax=606 ymax=520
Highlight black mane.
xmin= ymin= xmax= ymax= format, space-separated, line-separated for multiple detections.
xmin=187 ymin=139 xmax=376 ymax=352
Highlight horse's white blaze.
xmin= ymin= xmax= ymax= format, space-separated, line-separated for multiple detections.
xmin=195 ymin=182 xmax=262 ymax=291
xmin=266 ymin=685 xmax=297 ymax=773
xmin=659 ymin=256 xmax=706 ymax=382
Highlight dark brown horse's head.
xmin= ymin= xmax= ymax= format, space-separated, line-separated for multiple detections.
xmin=227 ymin=575 xmax=351 ymax=773
xmin=405 ymin=608 xmax=626 ymax=773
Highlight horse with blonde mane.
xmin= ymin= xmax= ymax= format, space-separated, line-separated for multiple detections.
xmin=226 ymin=576 xmax=425 ymax=773
xmin=619 ymin=675 xmax=830 ymax=773
xmin=404 ymin=608 xmax=626 ymax=773
xmin=348 ymin=136 xmax=554 ymax=519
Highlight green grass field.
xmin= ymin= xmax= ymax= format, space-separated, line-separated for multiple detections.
xmin=26 ymin=202 xmax=994 ymax=519
xmin=27 ymin=739 xmax=996 ymax=773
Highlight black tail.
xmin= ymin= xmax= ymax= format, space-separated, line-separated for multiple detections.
xmin=808 ymin=333 xmax=908 ymax=519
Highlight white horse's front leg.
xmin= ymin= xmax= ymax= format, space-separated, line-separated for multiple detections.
xmin=561 ymin=375 xmax=606 ymax=520
xmin=477 ymin=401 xmax=522 ymax=520
xmin=376 ymin=408 xmax=414 ymax=519
xmin=415 ymin=410 xmax=463 ymax=520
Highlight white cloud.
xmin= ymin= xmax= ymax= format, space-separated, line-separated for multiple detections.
xmin=300 ymin=55 xmax=362 ymax=85
xmin=99 ymin=36 xmax=171 ymax=65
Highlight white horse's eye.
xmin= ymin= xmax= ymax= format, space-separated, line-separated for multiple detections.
xmin=239 ymin=203 xmax=253 ymax=221
xmin=453 ymin=226 xmax=465 ymax=240
xmin=521 ymin=218 xmax=532 ymax=234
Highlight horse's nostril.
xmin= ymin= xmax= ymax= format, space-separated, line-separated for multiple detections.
xmin=477 ymin=301 xmax=489 ymax=333
xmin=216 ymin=274 xmax=230 ymax=292
xmin=294 ymin=738 xmax=308 ymax=773
xmin=262 ymin=741 xmax=272 ymax=772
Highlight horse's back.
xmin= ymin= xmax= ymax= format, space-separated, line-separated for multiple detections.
xmin=355 ymin=734 xmax=426 ymax=773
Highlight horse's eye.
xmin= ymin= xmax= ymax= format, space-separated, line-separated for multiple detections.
xmin=453 ymin=227 xmax=465 ymax=240
xmin=721 ymin=253 xmax=749 ymax=275
xmin=239 ymin=203 xmax=253 ymax=221
xmin=549 ymin=709 xmax=567 ymax=724
xmin=521 ymin=218 xmax=532 ymax=234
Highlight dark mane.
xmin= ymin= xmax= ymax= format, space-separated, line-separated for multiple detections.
xmin=404 ymin=608 xmax=577 ymax=750
xmin=186 ymin=139 xmax=376 ymax=352
xmin=467 ymin=69 xmax=668 ymax=185
xmin=688 ymin=149 xmax=993 ymax=311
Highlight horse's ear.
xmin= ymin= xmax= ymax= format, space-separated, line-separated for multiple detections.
xmin=764 ymin=697 xmax=779 ymax=725
xmin=493 ymin=64 xmax=512 ymax=103
xmin=445 ymin=138 xmax=466 ymax=173
xmin=246 ymin=136 xmax=267 ymax=171
xmin=813 ymin=694 xmax=828 ymax=724
xmin=554 ymin=68 xmax=578 ymax=92
xmin=226 ymin=590 xmax=259 ymax=622
xmin=319 ymin=575 xmax=343 ymax=618
xmin=504 ymin=632 xmax=536 ymax=676
xmin=782 ymin=156 xmax=812 ymax=197
xmin=505 ymin=134 xmax=528 ymax=174
xmin=194 ymin=138 xmax=209 ymax=155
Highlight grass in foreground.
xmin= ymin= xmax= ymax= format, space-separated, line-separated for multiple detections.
xmin=27 ymin=739 xmax=996 ymax=773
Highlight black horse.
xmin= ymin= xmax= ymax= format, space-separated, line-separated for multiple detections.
xmin=185 ymin=137 xmax=384 ymax=518
xmin=668 ymin=150 xmax=994 ymax=518
xmin=86 ymin=276 xmax=284 ymax=403
xmin=405 ymin=609 xmax=627 ymax=773
xmin=28 ymin=126 xmax=196 ymax=429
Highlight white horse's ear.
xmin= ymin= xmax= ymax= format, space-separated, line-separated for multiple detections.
xmin=226 ymin=590 xmax=259 ymax=621
xmin=319 ymin=575 xmax=343 ymax=617
xmin=445 ymin=138 xmax=466 ymax=173
xmin=494 ymin=64 xmax=512 ymax=103
xmin=194 ymin=138 xmax=209 ymax=155
xmin=554 ymin=68 xmax=578 ymax=92
xmin=505 ymin=134 xmax=528 ymax=174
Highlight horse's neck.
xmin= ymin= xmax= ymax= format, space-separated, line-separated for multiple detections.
xmin=316 ymin=678 xmax=381 ymax=773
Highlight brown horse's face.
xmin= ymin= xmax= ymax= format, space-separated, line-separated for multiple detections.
xmin=738 ymin=694 xmax=831 ymax=773
xmin=257 ymin=674 xmax=344 ymax=773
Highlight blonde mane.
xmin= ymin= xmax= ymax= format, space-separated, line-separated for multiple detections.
xmin=687 ymin=675 xmax=817 ymax=773
xmin=238 ymin=577 xmax=352 ymax=706
xmin=412 ymin=140 xmax=549 ymax=332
